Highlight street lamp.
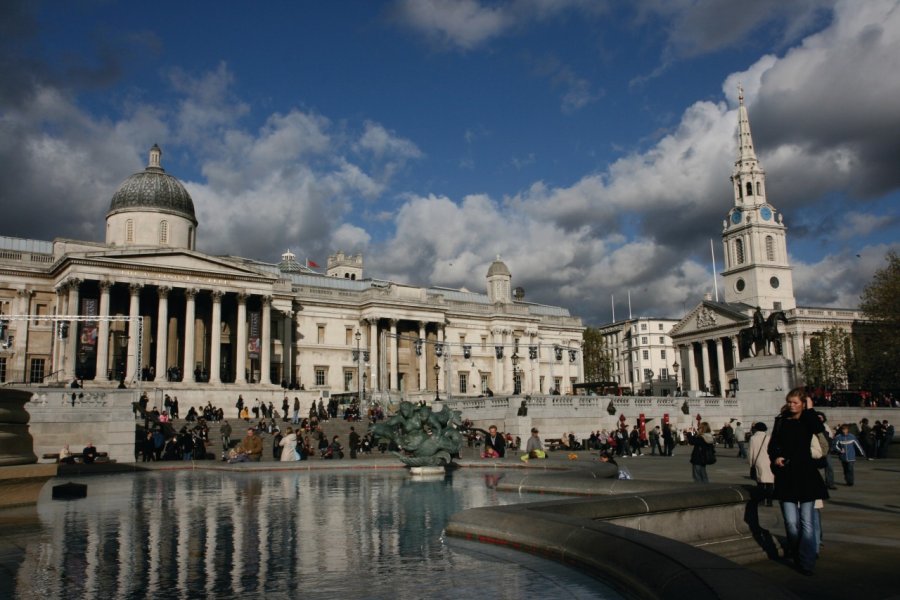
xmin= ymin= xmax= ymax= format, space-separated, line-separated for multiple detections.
xmin=434 ymin=363 xmax=441 ymax=402
xmin=354 ymin=330 xmax=363 ymax=419
xmin=672 ymin=360 xmax=680 ymax=396
xmin=511 ymin=352 xmax=520 ymax=395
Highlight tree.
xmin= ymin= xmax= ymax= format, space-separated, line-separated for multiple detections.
xmin=856 ymin=250 xmax=900 ymax=390
xmin=582 ymin=327 xmax=612 ymax=382
xmin=799 ymin=326 xmax=855 ymax=389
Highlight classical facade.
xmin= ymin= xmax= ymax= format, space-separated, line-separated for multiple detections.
xmin=0 ymin=146 xmax=584 ymax=397
xmin=597 ymin=317 xmax=680 ymax=393
xmin=669 ymin=90 xmax=863 ymax=396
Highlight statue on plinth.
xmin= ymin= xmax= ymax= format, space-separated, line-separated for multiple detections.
xmin=738 ymin=307 xmax=788 ymax=357
xmin=370 ymin=401 xmax=463 ymax=467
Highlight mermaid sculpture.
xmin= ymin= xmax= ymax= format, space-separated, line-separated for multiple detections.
xmin=370 ymin=401 xmax=463 ymax=467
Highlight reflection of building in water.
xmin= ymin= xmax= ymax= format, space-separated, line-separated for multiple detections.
xmin=14 ymin=472 xmax=502 ymax=597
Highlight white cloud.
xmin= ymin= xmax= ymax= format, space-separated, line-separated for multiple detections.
xmin=356 ymin=121 xmax=423 ymax=160
xmin=836 ymin=212 xmax=894 ymax=240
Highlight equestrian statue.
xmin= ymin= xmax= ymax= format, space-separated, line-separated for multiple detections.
xmin=738 ymin=307 xmax=788 ymax=358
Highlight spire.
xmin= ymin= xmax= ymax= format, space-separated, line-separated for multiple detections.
xmin=736 ymin=85 xmax=757 ymax=163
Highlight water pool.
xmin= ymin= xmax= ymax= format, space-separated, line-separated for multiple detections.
xmin=1 ymin=469 xmax=621 ymax=599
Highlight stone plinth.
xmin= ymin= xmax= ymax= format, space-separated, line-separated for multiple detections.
xmin=733 ymin=354 xmax=795 ymax=393
xmin=0 ymin=388 xmax=38 ymax=466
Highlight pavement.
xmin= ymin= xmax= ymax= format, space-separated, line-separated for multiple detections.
xmin=119 ymin=419 xmax=900 ymax=599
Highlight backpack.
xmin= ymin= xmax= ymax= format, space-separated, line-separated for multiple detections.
xmin=704 ymin=443 xmax=717 ymax=465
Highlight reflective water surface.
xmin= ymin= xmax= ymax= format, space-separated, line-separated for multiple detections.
xmin=1 ymin=470 xmax=620 ymax=599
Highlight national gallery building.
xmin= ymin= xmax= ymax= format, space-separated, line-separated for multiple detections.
xmin=0 ymin=145 xmax=584 ymax=398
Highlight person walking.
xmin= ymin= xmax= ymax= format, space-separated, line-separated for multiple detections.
xmin=220 ymin=420 xmax=232 ymax=451
xmin=688 ymin=422 xmax=716 ymax=483
xmin=349 ymin=426 xmax=360 ymax=459
xmin=649 ymin=426 xmax=662 ymax=456
xmin=832 ymin=423 xmax=865 ymax=486
xmin=768 ymin=388 xmax=829 ymax=576
xmin=748 ymin=422 xmax=774 ymax=505
xmin=292 ymin=397 xmax=300 ymax=425
xmin=662 ymin=422 xmax=675 ymax=456
xmin=734 ymin=421 xmax=747 ymax=459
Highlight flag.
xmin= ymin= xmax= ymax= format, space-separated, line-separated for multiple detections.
xmin=307 ymin=258 xmax=320 ymax=268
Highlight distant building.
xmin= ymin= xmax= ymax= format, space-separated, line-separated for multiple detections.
xmin=596 ymin=317 xmax=680 ymax=394
xmin=669 ymin=89 xmax=862 ymax=395
xmin=0 ymin=145 xmax=584 ymax=396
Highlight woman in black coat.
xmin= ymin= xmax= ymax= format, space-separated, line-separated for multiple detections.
xmin=767 ymin=388 xmax=828 ymax=575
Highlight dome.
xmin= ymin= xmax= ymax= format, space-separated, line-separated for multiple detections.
xmin=107 ymin=145 xmax=197 ymax=224
xmin=487 ymin=256 xmax=511 ymax=278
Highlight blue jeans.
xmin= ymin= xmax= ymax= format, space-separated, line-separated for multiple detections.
xmin=692 ymin=464 xmax=709 ymax=483
xmin=841 ymin=460 xmax=855 ymax=485
xmin=780 ymin=500 xmax=817 ymax=570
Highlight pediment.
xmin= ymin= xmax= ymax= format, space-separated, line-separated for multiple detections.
xmin=69 ymin=248 xmax=276 ymax=280
xmin=670 ymin=301 xmax=751 ymax=338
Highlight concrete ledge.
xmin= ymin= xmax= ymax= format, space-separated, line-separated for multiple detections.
xmin=446 ymin=497 xmax=796 ymax=600
xmin=0 ymin=464 xmax=57 ymax=508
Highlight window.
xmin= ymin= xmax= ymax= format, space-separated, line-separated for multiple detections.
xmin=34 ymin=303 xmax=48 ymax=326
xmin=345 ymin=328 xmax=353 ymax=346
xmin=125 ymin=219 xmax=134 ymax=243
xmin=658 ymin=323 xmax=664 ymax=330
xmin=773 ymin=302 xmax=782 ymax=310
xmin=159 ymin=220 xmax=168 ymax=244
xmin=29 ymin=358 xmax=45 ymax=384
xmin=539 ymin=375 xmax=545 ymax=393
xmin=661 ymin=349 xmax=667 ymax=359
xmin=317 ymin=325 xmax=325 ymax=344
xmin=481 ymin=373 xmax=489 ymax=394
xmin=641 ymin=336 xmax=648 ymax=345
xmin=765 ymin=236 xmax=775 ymax=261
xmin=344 ymin=370 xmax=354 ymax=392
xmin=553 ymin=377 xmax=562 ymax=393
xmin=569 ymin=377 xmax=576 ymax=393
xmin=481 ymin=335 xmax=487 ymax=349
xmin=746 ymin=182 xmax=753 ymax=196
xmin=642 ymin=350 xmax=649 ymax=360
xmin=735 ymin=239 xmax=745 ymax=264
xmin=660 ymin=367 xmax=669 ymax=380
xmin=315 ymin=367 xmax=327 ymax=387
xmin=458 ymin=372 xmax=468 ymax=394
xmin=640 ymin=323 xmax=647 ymax=331
xmin=659 ymin=337 xmax=665 ymax=344
xmin=0 ymin=357 xmax=6 ymax=382
xmin=513 ymin=371 xmax=521 ymax=394
xmin=459 ymin=334 xmax=466 ymax=345
xmin=757 ymin=182 xmax=762 ymax=196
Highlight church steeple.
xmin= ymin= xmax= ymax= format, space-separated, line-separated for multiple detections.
xmin=720 ymin=90 xmax=796 ymax=311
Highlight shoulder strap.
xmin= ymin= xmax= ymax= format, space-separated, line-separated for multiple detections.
xmin=752 ymin=433 xmax=767 ymax=464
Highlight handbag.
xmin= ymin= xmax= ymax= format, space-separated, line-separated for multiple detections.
xmin=750 ymin=433 xmax=767 ymax=481
xmin=810 ymin=432 xmax=829 ymax=460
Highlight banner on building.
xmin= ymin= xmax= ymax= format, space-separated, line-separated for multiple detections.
xmin=248 ymin=311 xmax=261 ymax=359
xmin=80 ymin=298 xmax=98 ymax=350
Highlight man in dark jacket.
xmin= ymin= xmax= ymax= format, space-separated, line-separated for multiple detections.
xmin=348 ymin=426 xmax=361 ymax=459
xmin=483 ymin=425 xmax=506 ymax=458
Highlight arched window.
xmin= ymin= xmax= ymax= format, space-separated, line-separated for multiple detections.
xmin=756 ymin=182 xmax=762 ymax=196
xmin=746 ymin=182 xmax=753 ymax=196
xmin=350 ymin=274 xmax=356 ymax=280
xmin=765 ymin=236 xmax=775 ymax=261
xmin=159 ymin=220 xmax=168 ymax=244
xmin=735 ymin=239 xmax=744 ymax=264
xmin=125 ymin=219 xmax=134 ymax=243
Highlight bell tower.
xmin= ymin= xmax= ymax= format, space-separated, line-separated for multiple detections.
xmin=721 ymin=88 xmax=796 ymax=310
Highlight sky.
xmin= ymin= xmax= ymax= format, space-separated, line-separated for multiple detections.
xmin=1 ymin=0 xmax=898 ymax=326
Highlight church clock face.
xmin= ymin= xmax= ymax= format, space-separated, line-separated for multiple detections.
xmin=731 ymin=211 xmax=742 ymax=224
xmin=760 ymin=206 xmax=772 ymax=221
xmin=736 ymin=278 xmax=745 ymax=292
xmin=770 ymin=276 xmax=780 ymax=289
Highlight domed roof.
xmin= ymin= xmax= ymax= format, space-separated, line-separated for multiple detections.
xmin=487 ymin=256 xmax=511 ymax=277
xmin=107 ymin=145 xmax=197 ymax=224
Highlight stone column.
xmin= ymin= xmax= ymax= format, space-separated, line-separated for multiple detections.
xmin=716 ymin=337 xmax=727 ymax=397
xmin=564 ymin=342 xmax=572 ymax=395
xmin=95 ymin=281 xmax=112 ymax=381
xmin=125 ymin=283 xmax=141 ymax=382
xmin=154 ymin=286 xmax=170 ymax=381
xmin=235 ymin=293 xmax=248 ymax=384
xmin=260 ymin=296 xmax=272 ymax=385
xmin=491 ymin=329 xmax=500 ymax=393
xmin=209 ymin=290 xmax=223 ymax=384
xmin=182 ymin=288 xmax=198 ymax=383
xmin=369 ymin=319 xmax=379 ymax=391
xmin=731 ymin=335 xmax=740 ymax=365
xmin=282 ymin=310 xmax=292 ymax=385
xmin=687 ymin=342 xmax=698 ymax=392
xmin=13 ymin=289 xmax=32 ymax=382
xmin=63 ymin=279 xmax=82 ymax=380
xmin=418 ymin=321 xmax=426 ymax=391
xmin=52 ymin=287 xmax=66 ymax=381
xmin=389 ymin=319 xmax=398 ymax=391
xmin=700 ymin=339 xmax=712 ymax=394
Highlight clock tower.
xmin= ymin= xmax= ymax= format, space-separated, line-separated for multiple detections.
xmin=721 ymin=88 xmax=796 ymax=310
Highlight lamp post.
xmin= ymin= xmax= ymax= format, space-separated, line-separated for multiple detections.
xmin=511 ymin=352 xmax=520 ymax=395
xmin=354 ymin=329 xmax=362 ymax=419
xmin=672 ymin=360 xmax=680 ymax=396
xmin=434 ymin=363 xmax=441 ymax=402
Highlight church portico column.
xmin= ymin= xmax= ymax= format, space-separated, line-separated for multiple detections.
xmin=155 ymin=286 xmax=170 ymax=382
xmin=687 ymin=341 xmax=698 ymax=392
xmin=95 ymin=281 xmax=112 ymax=381
xmin=182 ymin=289 xmax=198 ymax=383
xmin=282 ymin=311 xmax=293 ymax=385
xmin=125 ymin=283 xmax=141 ymax=382
xmin=389 ymin=319 xmax=398 ymax=391
xmin=235 ymin=293 xmax=248 ymax=385
xmin=260 ymin=296 xmax=272 ymax=385
xmin=209 ymin=291 xmax=223 ymax=384
xmin=368 ymin=319 xmax=379 ymax=391
xmin=53 ymin=287 xmax=66 ymax=380
xmin=715 ymin=337 xmax=727 ymax=397
xmin=418 ymin=321 xmax=426 ymax=391
xmin=700 ymin=339 xmax=712 ymax=394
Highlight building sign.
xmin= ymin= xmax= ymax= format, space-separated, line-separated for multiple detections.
xmin=248 ymin=311 xmax=261 ymax=360
xmin=80 ymin=298 xmax=98 ymax=350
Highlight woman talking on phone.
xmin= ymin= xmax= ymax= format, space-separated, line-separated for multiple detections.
xmin=767 ymin=387 xmax=828 ymax=576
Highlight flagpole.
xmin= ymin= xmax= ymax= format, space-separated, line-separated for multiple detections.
xmin=710 ymin=239 xmax=719 ymax=302
xmin=628 ymin=290 xmax=632 ymax=319
xmin=611 ymin=294 xmax=615 ymax=322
